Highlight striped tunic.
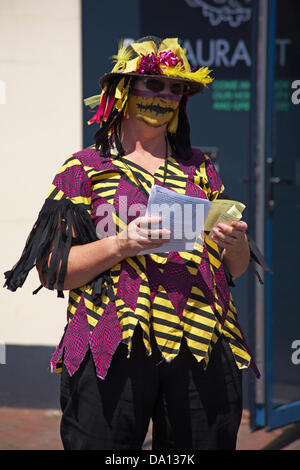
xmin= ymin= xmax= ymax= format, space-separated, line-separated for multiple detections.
xmin=4 ymin=144 xmax=260 ymax=380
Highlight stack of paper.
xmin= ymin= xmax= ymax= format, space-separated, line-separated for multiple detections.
xmin=139 ymin=185 xmax=245 ymax=254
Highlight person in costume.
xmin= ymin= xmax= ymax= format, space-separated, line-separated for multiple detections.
xmin=4 ymin=36 xmax=265 ymax=450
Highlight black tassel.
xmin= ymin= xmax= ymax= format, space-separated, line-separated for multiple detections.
xmin=249 ymin=258 xmax=264 ymax=285
xmin=247 ymin=231 xmax=273 ymax=274
xmin=217 ymin=192 xmax=273 ymax=285
xmin=90 ymin=271 xmax=115 ymax=306
xmin=91 ymin=276 xmax=104 ymax=306
xmin=4 ymin=198 xmax=63 ymax=292
xmin=4 ymin=198 xmax=114 ymax=303
xmin=32 ymin=284 xmax=43 ymax=295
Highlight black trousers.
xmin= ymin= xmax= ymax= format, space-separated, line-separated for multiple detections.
xmin=60 ymin=326 xmax=243 ymax=450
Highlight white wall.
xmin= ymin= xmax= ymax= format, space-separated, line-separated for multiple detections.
xmin=0 ymin=0 xmax=82 ymax=345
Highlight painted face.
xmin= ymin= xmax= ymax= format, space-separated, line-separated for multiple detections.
xmin=127 ymin=77 xmax=183 ymax=128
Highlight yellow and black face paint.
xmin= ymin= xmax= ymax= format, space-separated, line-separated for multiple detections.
xmin=127 ymin=89 xmax=180 ymax=128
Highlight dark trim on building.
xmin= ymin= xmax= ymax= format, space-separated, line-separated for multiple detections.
xmin=0 ymin=345 xmax=60 ymax=409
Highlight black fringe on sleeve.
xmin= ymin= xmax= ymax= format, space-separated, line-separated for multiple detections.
xmin=220 ymin=230 xmax=273 ymax=287
xmin=4 ymin=198 xmax=113 ymax=305
xmin=247 ymin=231 xmax=273 ymax=285
xmin=216 ymin=191 xmax=273 ymax=286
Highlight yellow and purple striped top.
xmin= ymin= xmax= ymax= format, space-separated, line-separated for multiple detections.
xmin=4 ymin=145 xmax=260 ymax=380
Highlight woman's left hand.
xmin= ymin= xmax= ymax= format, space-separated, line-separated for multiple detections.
xmin=211 ymin=220 xmax=248 ymax=254
xmin=211 ymin=220 xmax=250 ymax=280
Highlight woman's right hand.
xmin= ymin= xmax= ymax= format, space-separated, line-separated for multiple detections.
xmin=116 ymin=215 xmax=171 ymax=258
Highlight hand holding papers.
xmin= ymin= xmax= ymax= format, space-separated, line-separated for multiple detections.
xmin=139 ymin=185 xmax=246 ymax=255
xmin=204 ymin=199 xmax=246 ymax=240
xmin=139 ymin=185 xmax=211 ymax=254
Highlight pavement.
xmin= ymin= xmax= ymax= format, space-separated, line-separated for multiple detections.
xmin=1 ymin=408 xmax=300 ymax=450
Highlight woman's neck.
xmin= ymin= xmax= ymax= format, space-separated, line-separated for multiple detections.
xmin=120 ymin=116 xmax=167 ymax=158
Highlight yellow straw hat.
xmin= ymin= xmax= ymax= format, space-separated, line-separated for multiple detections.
xmin=99 ymin=36 xmax=214 ymax=96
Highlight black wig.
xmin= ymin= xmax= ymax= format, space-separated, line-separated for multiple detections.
xmin=95 ymin=35 xmax=193 ymax=160
xmin=94 ymin=74 xmax=193 ymax=161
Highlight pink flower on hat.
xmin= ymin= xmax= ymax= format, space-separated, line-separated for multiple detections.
xmin=158 ymin=50 xmax=183 ymax=68
xmin=136 ymin=52 xmax=161 ymax=75
xmin=136 ymin=50 xmax=184 ymax=75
